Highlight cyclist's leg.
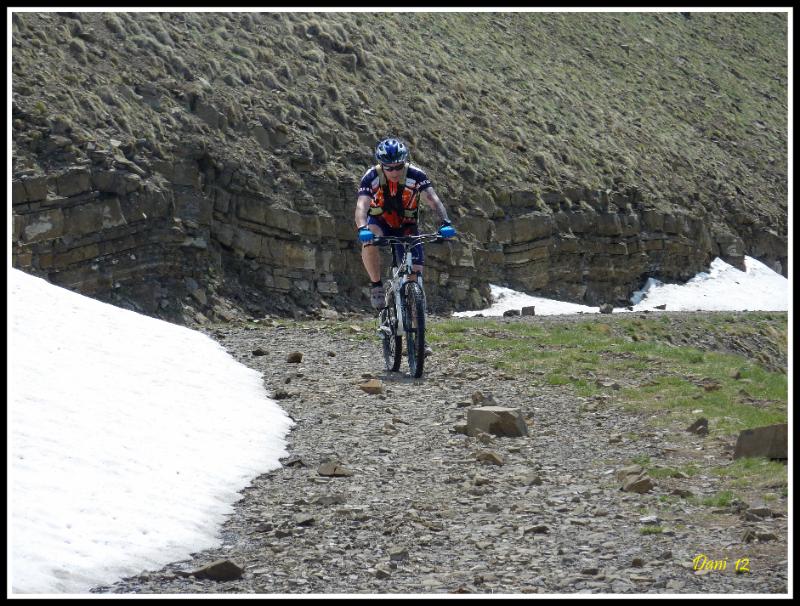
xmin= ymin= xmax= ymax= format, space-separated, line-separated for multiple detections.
xmin=378 ymin=223 xmax=406 ymax=269
xmin=362 ymin=218 xmax=386 ymax=283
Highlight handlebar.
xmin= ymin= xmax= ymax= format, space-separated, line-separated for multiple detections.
xmin=372 ymin=233 xmax=450 ymax=247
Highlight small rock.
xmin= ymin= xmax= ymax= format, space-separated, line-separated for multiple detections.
xmin=471 ymin=391 xmax=497 ymax=406
xmin=686 ymin=417 xmax=709 ymax=435
xmin=453 ymin=423 xmax=469 ymax=435
xmin=252 ymin=347 xmax=268 ymax=356
xmin=746 ymin=506 xmax=774 ymax=518
xmin=286 ymin=351 xmax=303 ymax=363
xmin=188 ymin=559 xmax=245 ymax=582
xmin=615 ymin=464 xmax=644 ymax=482
xmin=359 ymin=379 xmax=384 ymax=394
xmin=517 ymin=472 xmax=543 ymax=486
xmin=623 ymin=476 xmax=655 ymax=493
xmin=311 ymin=494 xmax=346 ymax=506
xmin=389 ymin=546 xmax=409 ymax=561
xmin=701 ymin=379 xmax=722 ymax=392
xmin=318 ymin=461 xmax=354 ymax=477
xmin=294 ymin=514 xmax=315 ymax=526
xmin=742 ymin=529 xmax=757 ymax=543
xmin=523 ymin=524 xmax=549 ymax=535
xmin=467 ymin=406 xmax=528 ymax=437
xmin=475 ymin=431 xmax=494 ymax=444
xmin=281 ymin=455 xmax=306 ymax=467
xmin=475 ymin=450 xmax=504 ymax=466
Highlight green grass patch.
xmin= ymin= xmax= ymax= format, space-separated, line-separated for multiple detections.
xmin=649 ymin=466 xmax=688 ymax=479
xmin=712 ymin=457 xmax=788 ymax=489
xmin=546 ymin=373 xmax=571 ymax=386
xmin=699 ymin=491 xmax=736 ymax=508
xmin=640 ymin=526 xmax=664 ymax=535
xmin=427 ymin=314 xmax=786 ymax=438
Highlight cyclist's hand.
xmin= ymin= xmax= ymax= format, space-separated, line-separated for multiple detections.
xmin=438 ymin=220 xmax=456 ymax=239
xmin=358 ymin=226 xmax=374 ymax=243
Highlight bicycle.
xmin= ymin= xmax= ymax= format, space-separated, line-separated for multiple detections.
xmin=373 ymin=233 xmax=447 ymax=378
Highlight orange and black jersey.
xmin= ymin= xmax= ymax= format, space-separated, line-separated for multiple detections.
xmin=357 ymin=163 xmax=433 ymax=229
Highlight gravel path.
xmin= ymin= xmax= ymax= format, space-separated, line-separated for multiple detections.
xmin=92 ymin=312 xmax=788 ymax=595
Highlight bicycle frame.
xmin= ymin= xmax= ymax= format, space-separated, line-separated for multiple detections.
xmin=372 ymin=233 xmax=450 ymax=377
xmin=373 ymin=233 xmax=442 ymax=328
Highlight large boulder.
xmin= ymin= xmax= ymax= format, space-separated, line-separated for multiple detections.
xmin=734 ymin=423 xmax=788 ymax=460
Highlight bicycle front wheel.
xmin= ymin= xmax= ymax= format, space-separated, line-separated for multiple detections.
xmin=380 ymin=304 xmax=402 ymax=372
xmin=403 ymin=281 xmax=426 ymax=378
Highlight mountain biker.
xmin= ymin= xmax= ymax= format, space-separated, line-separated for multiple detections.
xmin=354 ymin=137 xmax=457 ymax=309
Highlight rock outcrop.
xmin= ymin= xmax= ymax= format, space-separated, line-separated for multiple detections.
xmin=11 ymin=12 xmax=788 ymax=324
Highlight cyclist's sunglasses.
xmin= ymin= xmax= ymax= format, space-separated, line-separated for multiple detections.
xmin=382 ymin=163 xmax=405 ymax=172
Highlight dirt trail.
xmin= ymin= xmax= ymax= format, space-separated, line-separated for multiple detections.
xmin=92 ymin=313 xmax=788 ymax=595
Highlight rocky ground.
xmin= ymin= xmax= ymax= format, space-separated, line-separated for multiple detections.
xmin=91 ymin=311 xmax=788 ymax=595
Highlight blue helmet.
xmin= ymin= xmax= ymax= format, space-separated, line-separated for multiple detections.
xmin=374 ymin=138 xmax=409 ymax=164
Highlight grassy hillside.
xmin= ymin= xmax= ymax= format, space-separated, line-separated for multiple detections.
xmin=12 ymin=11 xmax=787 ymax=217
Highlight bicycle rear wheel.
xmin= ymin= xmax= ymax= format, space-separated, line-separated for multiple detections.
xmin=403 ymin=281 xmax=426 ymax=378
xmin=380 ymin=304 xmax=402 ymax=372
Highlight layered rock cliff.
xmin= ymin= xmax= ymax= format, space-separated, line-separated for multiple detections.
xmin=11 ymin=11 xmax=788 ymax=324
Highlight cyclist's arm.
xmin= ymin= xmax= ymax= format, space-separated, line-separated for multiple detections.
xmin=420 ymin=187 xmax=451 ymax=224
xmin=355 ymin=194 xmax=372 ymax=228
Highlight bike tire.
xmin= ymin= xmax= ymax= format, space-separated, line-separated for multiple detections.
xmin=403 ymin=281 xmax=426 ymax=378
xmin=381 ymin=305 xmax=402 ymax=372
